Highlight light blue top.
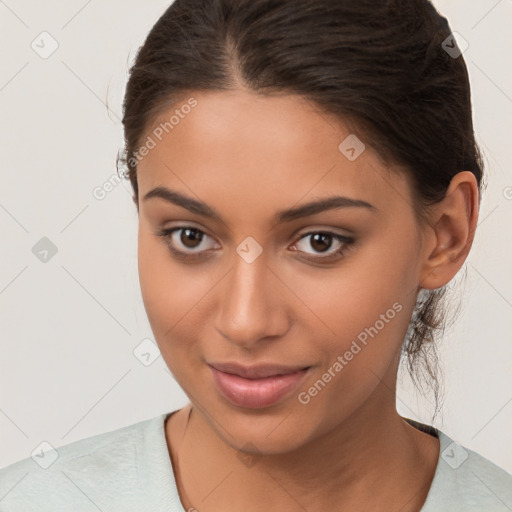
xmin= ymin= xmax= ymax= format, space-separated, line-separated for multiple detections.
xmin=1 ymin=411 xmax=511 ymax=511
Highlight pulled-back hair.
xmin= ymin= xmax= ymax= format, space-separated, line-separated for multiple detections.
xmin=118 ymin=0 xmax=485 ymax=422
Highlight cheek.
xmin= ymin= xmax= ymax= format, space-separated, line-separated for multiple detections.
xmin=137 ymin=230 xmax=198 ymax=341
xmin=292 ymin=268 xmax=412 ymax=432
xmin=292 ymin=272 xmax=409 ymax=392
xmin=289 ymin=229 xmax=419 ymax=386
xmin=290 ymin=246 xmax=416 ymax=346
xmin=137 ymin=228 xmax=222 ymax=373
xmin=138 ymin=231 xmax=172 ymax=329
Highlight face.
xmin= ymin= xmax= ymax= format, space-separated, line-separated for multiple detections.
xmin=136 ymin=89 xmax=427 ymax=454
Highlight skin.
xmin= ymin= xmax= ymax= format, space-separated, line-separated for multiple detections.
xmin=134 ymin=89 xmax=479 ymax=511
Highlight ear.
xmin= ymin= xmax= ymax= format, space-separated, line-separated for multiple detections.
xmin=419 ymin=171 xmax=479 ymax=290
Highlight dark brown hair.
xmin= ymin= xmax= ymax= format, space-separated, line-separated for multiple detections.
xmin=118 ymin=0 xmax=485 ymax=422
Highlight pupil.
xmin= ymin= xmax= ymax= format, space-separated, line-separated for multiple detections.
xmin=311 ymin=233 xmax=332 ymax=252
xmin=181 ymin=228 xmax=202 ymax=248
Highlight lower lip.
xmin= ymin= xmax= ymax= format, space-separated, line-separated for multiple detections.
xmin=209 ymin=365 xmax=310 ymax=409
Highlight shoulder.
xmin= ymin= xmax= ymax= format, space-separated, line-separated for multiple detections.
xmin=422 ymin=428 xmax=512 ymax=511
xmin=0 ymin=413 xmax=174 ymax=512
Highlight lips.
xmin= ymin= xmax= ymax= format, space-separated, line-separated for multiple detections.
xmin=208 ymin=361 xmax=310 ymax=379
xmin=208 ymin=361 xmax=311 ymax=408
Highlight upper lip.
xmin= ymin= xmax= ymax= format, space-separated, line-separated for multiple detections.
xmin=208 ymin=361 xmax=311 ymax=379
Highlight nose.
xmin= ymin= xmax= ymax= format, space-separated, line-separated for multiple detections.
xmin=214 ymin=247 xmax=291 ymax=349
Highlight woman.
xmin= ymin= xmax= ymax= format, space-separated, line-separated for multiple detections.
xmin=1 ymin=0 xmax=511 ymax=510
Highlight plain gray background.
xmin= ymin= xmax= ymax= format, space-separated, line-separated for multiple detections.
xmin=1 ymin=0 xmax=511 ymax=473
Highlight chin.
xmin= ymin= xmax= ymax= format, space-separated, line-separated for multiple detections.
xmin=207 ymin=400 xmax=316 ymax=455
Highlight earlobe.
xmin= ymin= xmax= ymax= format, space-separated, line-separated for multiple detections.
xmin=420 ymin=171 xmax=479 ymax=290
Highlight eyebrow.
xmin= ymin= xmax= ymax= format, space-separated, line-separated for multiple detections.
xmin=143 ymin=186 xmax=377 ymax=223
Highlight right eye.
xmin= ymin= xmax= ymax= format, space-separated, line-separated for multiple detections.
xmin=154 ymin=226 xmax=219 ymax=261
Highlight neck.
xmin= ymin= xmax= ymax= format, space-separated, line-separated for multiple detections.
xmin=166 ymin=389 xmax=439 ymax=512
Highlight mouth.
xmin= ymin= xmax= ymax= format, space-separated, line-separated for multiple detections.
xmin=207 ymin=361 xmax=311 ymax=379
xmin=207 ymin=362 xmax=312 ymax=409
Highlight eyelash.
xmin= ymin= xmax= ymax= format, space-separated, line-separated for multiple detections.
xmin=154 ymin=226 xmax=355 ymax=263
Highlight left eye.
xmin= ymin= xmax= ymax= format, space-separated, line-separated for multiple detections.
xmin=291 ymin=231 xmax=354 ymax=259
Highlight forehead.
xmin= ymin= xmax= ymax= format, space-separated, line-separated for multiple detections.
xmin=136 ymin=90 xmax=412 ymax=221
